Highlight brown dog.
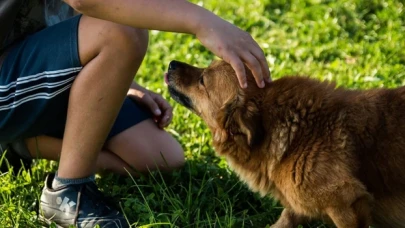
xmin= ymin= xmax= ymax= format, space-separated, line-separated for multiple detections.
xmin=165 ymin=60 xmax=405 ymax=228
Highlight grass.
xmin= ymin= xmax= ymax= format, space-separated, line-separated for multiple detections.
xmin=1 ymin=0 xmax=404 ymax=227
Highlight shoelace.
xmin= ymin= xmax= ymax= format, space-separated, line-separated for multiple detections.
xmin=73 ymin=183 xmax=120 ymax=225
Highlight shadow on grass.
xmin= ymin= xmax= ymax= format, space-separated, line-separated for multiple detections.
xmin=97 ymin=159 xmax=328 ymax=228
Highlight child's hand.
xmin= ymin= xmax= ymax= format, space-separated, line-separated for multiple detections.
xmin=196 ymin=17 xmax=271 ymax=88
xmin=128 ymin=84 xmax=173 ymax=129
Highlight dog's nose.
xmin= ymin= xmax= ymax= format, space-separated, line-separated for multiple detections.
xmin=168 ymin=61 xmax=177 ymax=70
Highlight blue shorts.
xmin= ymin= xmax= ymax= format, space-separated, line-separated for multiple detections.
xmin=0 ymin=15 xmax=152 ymax=156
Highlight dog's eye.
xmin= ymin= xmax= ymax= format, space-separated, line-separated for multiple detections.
xmin=199 ymin=75 xmax=205 ymax=86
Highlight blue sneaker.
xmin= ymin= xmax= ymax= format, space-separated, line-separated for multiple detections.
xmin=39 ymin=173 xmax=129 ymax=228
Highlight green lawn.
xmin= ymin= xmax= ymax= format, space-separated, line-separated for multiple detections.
xmin=1 ymin=0 xmax=405 ymax=227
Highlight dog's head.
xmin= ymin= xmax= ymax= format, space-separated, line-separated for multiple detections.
xmin=165 ymin=60 xmax=265 ymax=148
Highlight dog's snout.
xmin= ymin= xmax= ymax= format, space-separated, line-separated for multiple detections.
xmin=169 ymin=61 xmax=178 ymax=71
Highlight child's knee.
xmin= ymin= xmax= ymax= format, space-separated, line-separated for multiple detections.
xmin=78 ymin=16 xmax=149 ymax=65
xmin=141 ymin=137 xmax=185 ymax=172
xmin=161 ymin=141 xmax=185 ymax=170
xmin=143 ymin=137 xmax=185 ymax=172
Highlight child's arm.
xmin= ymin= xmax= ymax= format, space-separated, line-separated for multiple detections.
xmin=64 ymin=0 xmax=270 ymax=88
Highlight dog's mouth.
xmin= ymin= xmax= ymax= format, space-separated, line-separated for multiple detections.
xmin=168 ymin=86 xmax=194 ymax=111
xmin=165 ymin=71 xmax=194 ymax=111
xmin=164 ymin=72 xmax=170 ymax=85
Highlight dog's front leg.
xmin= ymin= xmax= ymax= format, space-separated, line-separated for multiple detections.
xmin=324 ymin=194 xmax=372 ymax=228
xmin=270 ymin=208 xmax=309 ymax=228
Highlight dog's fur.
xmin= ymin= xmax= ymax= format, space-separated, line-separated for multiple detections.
xmin=166 ymin=60 xmax=405 ymax=228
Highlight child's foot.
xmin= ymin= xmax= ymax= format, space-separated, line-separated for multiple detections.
xmin=39 ymin=173 xmax=129 ymax=228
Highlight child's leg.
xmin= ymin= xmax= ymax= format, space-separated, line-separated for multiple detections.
xmin=24 ymin=92 xmax=185 ymax=175
xmin=57 ymin=15 xmax=149 ymax=180
xmin=105 ymin=118 xmax=185 ymax=174
xmin=25 ymin=118 xmax=184 ymax=176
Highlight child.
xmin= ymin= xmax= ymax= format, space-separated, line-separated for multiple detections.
xmin=0 ymin=0 xmax=270 ymax=227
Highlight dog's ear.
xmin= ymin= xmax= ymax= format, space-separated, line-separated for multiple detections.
xmin=216 ymin=93 xmax=264 ymax=148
